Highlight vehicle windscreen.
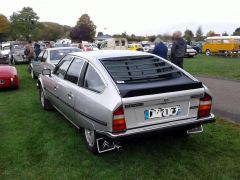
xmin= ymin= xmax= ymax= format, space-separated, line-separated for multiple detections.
xmin=100 ymin=55 xmax=182 ymax=84
xmin=3 ymin=46 xmax=10 ymax=50
xmin=49 ymin=48 xmax=80 ymax=61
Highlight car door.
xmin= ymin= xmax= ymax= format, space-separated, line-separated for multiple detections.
xmin=58 ymin=57 xmax=86 ymax=123
xmin=36 ymin=50 xmax=48 ymax=75
xmin=33 ymin=50 xmax=44 ymax=76
xmin=47 ymin=55 xmax=73 ymax=109
xmin=73 ymin=63 xmax=107 ymax=129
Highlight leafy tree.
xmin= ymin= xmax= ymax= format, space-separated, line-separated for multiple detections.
xmin=97 ymin=32 xmax=104 ymax=37
xmin=32 ymin=22 xmax=65 ymax=41
xmin=206 ymin=30 xmax=216 ymax=37
xmin=70 ymin=14 xmax=96 ymax=42
xmin=233 ymin=27 xmax=240 ymax=36
xmin=0 ymin=14 xmax=11 ymax=42
xmin=222 ymin=32 xmax=229 ymax=36
xmin=10 ymin=7 xmax=39 ymax=40
xmin=195 ymin=26 xmax=204 ymax=41
xmin=184 ymin=29 xmax=194 ymax=44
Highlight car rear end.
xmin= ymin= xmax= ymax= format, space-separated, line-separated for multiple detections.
xmin=99 ymin=54 xmax=214 ymax=138
xmin=0 ymin=66 xmax=19 ymax=89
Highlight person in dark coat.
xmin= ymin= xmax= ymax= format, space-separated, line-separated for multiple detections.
xmin=34 ymin=41 xmax=41 ymax=58
xmin=152 ymin=38 xmax=168 ymax=59
xmin=170 ymin=31 xmax=186 ymax=68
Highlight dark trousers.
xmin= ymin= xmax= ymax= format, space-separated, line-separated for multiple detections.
xmin=171 ymin=57 xmax=184 ymax=69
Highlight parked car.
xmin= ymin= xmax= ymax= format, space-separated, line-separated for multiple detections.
xmin=30 ymin=47 xmax=80 ymax=79
xmin=81 ymin=42 xmax=93 ymax=51
xmin=167 ymin=44 xmax=197 ymax=58
xmin=128 ymin=43 xmax=144 ymax=51
xmin=38 ymin=50 xmax=215 ymax=154
xmin=0 ymin=43 xmax=10 ymax=63
xmin=191 ymin=45 xmax=202 ymax=53
xmin=185 ymin=45 xmax=197 ymax=58
xmin=90 ymin=43 xmax=99 ymax=51
xmin=0 ymin=65 xmax=19 ymax=89
xmin=9 ymin=43 xmax=28 ymax=64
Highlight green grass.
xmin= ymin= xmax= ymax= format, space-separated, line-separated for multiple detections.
xmin=184 ymin=54 xmax=240 ymax=80
xmin=0 ymin=64 xmax=240 ymax=179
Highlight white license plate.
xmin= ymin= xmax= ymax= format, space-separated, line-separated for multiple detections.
xmin=0 ymin=80 xmax=5 ymax=85
xmin=190 ymin=53 xmax=195 ymax=55
xmin=144 ymin=106 xmax=181 ymax=120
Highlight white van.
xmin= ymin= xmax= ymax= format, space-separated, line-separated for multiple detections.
xmin=100 ymin=38 xmax=128 ymax=50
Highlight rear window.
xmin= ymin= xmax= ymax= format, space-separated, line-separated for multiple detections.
xmin=100 ymin=55 xmax=181 ymax=84
xmin=49 ymin=48 xmax=80 ymax=61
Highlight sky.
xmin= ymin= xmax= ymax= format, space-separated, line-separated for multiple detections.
xmin=0 ymin=0 xmax=239 ymax=36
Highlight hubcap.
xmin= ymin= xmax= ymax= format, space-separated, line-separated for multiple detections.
xmin=31 ymin=69 xmax=34 ymax=78
xmin=84 ymin=129 xmax=95 ymax=147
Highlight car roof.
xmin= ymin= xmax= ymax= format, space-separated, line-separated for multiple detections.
xmin=46 ymin=47 xmax=79 ymax=51
xmin=69 ymin=50 xmax=150 ymax=60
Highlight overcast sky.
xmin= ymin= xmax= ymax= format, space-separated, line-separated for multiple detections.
xmin=0 ymin=0 xmax=239 ymax=36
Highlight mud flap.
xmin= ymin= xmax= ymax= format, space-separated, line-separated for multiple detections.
xmin=97 ymin=138 xmax=116 ymax=153
xmin=187 ymin=125 xmax=203 ymax=134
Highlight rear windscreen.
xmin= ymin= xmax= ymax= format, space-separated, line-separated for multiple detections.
xmin=100 ymin=55 xmax=182 ymax=84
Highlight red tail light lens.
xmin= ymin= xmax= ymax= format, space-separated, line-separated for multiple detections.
xmin=113 ymin=106 xmax=126 ymax=133
xmin=198 ymin=93 xmax=212 ymax=118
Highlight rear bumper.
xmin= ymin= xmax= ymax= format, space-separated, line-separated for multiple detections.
xmin=96 ymin=114 xmax=215 ymax=139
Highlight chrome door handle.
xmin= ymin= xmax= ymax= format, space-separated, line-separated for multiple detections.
xmin=67 ymin=93 xmax=73 ymax=99
xmin=54 ymin=85 xmax=58 ymax=90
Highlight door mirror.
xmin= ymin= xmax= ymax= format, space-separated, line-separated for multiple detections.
xmin=42 ymin=69 xmax=51 ymax=76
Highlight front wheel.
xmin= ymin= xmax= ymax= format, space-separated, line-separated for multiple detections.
xmin=84 ymin=128 xmax=98 ymax=154
xmin=39 ymin=87 xmax=53 ymax=110
xmin=31 ymin=68 xmax=37 ymax=79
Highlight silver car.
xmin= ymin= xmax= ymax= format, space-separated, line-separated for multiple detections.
xmin=30 ymin=47 xmax=80 ymax=79
xmin=38 ymin=50 xmax=215 ymax=154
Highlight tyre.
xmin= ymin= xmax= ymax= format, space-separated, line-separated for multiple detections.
xmin=30 ymin=68 xmax=37 ymax=79
xmin=84 ymin=128 xmax=98 ymax=154
xmin=206 ymin=50 xmax=211 ymax=56
xmin=39 ymin=87 xmax=53 ymax=110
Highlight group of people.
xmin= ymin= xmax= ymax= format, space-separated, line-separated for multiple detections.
xmin=152 ymin=31 xmax=186 ymax=69
xmin=24 ymin=40 xmax=41 ymax=62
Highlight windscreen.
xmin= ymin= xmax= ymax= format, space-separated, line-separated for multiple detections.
xmin=49 ymin=48 xmax=80 ymax=61
xmin=101 ymin=55 xmax=182 ymax=84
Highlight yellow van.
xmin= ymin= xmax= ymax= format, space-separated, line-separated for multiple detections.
xmin=202 ymin=36 xmax=240 ymax=56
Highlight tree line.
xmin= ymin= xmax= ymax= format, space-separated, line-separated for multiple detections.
xmin=0 ymin=6 xmax=240 ymax=43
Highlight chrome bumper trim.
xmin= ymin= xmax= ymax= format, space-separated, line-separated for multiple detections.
xmin=96 ymin=114 xmax=215 ymax=138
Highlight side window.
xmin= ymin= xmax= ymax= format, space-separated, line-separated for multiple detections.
xmin=84 ymin=65 xmax=105 ymax=92
xmin=42 ymin=51 xmax=48 ymax=62
xmin=115 ymin=40 xmax=120 ymax=46
xmin=65 ymin=58 xmax=85 ymax=84
xmin=54 ymin=56 xmax=72 ymax=79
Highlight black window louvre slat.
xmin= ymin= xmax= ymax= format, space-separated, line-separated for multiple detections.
xmin=104 ymin=61 xmax=165 ymax=68
xmin=101 ymin=55 xmax=156 ymax=62
xmin=112 ymin=69 xmax=180 ymax=79
xmin=109 ymin=64 xmax=172 ymax=73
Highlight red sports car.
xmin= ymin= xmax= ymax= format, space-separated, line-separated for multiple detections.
xmin=0 ymin=65 xmax=19 ymax=89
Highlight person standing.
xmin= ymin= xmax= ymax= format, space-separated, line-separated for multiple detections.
xmin=152 ymin=37 xmax=168 ymax=59
xmin=34 ymin=41 xmax=41 ymax=58
xmin=24 ymin=40 xmax=35 ymax=62
xmin=170 ymin=31 xmax=186 ymax=68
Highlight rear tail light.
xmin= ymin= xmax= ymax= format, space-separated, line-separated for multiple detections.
xmin=198 ymin=93 xmax=212 ymax=118
xmin=112 ymin=106 xmax=126 ymax=133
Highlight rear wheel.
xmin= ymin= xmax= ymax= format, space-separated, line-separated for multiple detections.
xmin=84 ymin=128 xmax=98 ymax=154
xmin=31 ymin=68 xmax=37 ymax=79
xmin=206 ymin=50 xmax=211 ymax=56
xmin=39 ymin=87 xmax=53 ymax=110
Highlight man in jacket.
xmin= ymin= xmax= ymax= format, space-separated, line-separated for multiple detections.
xmin=152 ymin=38 xmax=168 ymax=59
xmin=170 ymin=31 xmax=186 ymax=68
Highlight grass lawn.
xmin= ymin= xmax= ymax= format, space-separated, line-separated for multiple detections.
xmin=184 ymin=54 xmax=240 ymax=80
xmin=0 ymin=64 xmax=240 ymax=179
